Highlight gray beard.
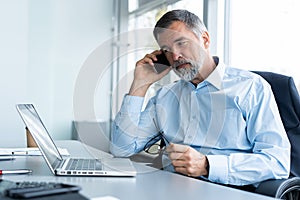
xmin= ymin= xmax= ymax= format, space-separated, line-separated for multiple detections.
xmin=173 ymin=64 xmax=199 ymax=81
xmin=173 ymin=59 xmax=203 ymax=81
xmin=172 ymin=47 xmax=207 ymax=81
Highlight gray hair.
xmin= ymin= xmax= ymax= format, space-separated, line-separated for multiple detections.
xmin=153 ymin=9 xmax=207 ymax=41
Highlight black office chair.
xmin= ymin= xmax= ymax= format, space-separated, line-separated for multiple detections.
xmin=252 ymin=71 xmax=300 ymax=200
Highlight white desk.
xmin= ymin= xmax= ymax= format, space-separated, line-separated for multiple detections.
xmin=0 ymin=140 xmax=275 ymax=200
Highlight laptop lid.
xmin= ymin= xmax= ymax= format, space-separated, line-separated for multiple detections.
xmin=16 ymin=104 xmax=137 ymax=177
xmin=16 ymin=104 xmax=63 ymax=174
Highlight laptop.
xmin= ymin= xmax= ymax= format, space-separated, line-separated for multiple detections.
xmin=16 ymin=104 xmax=136 ymax=177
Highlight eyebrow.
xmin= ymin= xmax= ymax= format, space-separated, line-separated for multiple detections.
xmin=173 ymin=36 xmax=188 ymax=43
xmin=160 ymin=37 xmax=189 ymax=49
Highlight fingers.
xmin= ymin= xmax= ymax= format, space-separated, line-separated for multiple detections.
xmin=172 ymin=159 xmax=197 ymax=177
xmin=168 ymin=152 xmax=184 ymax=160
xmin=174 ymin=166 xmax=192 ymax=176
xmin=142 ymin=54 xmax=156 ymax=66
xmin=134 ymin=50 xmax=171 ymax=83
xmin=166 ymin=143 xmax=189 ymax=153
xmin=166 ymin=143 xmax=192 ymax=166
xmin=166 ymin=143 xmax=208 ymax=177
xmin=131 ymin=50 xmax=170 ymax=94
xmin=138 ymin=50 xmax=162 ymax=66
xmin=146 ymin=50 xmax=161 ymax=62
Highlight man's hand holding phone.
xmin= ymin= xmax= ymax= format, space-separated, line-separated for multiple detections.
xmin=129 ymin=50 xmax=171 ymax=97
xmin=153 ymin=50 xmax=171 ymax=73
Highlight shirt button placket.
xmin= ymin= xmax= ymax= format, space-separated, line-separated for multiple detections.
xmin=184 ymin=91 xmax=198 ymax=144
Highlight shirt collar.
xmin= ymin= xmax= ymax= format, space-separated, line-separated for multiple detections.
xmin=204 ymin=62 xmax=225 ymax=90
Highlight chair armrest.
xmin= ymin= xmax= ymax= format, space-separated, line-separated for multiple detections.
xmin=255 ymin=177 xmax=300 ymax=199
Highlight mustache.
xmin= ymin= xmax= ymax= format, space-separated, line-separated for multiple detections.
xmin=172 ymin=59 xmax=192 ymax=69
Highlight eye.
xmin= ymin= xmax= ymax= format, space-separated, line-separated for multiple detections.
xmin=177 ymin=40 xmax=188 ymax=47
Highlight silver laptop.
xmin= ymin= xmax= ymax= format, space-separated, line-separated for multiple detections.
xmin=16 ymin=104 xmax=136 ymax=177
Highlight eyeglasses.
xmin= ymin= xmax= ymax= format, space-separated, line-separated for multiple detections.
xmin=143 ymin=133 xmax=169 ymax=154
xmin=143 ymin=119 xmax=169 ymax=155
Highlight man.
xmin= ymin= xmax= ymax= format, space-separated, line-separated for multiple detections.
xmin=110 ymin=9 xmax=290 ymax=186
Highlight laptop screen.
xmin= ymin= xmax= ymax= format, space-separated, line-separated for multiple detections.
xmin=16 ymin=104 xmax=62 ymax=171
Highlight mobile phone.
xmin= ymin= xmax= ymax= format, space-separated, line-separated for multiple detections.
xmin=153 ymin=52 xmax=170 ymax=73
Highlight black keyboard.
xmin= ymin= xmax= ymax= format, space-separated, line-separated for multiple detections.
xmin=2 ymin=180 xmax=81 ymax=199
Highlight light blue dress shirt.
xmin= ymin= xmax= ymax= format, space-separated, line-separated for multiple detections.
xmin=111 ymin=63 xmax=290 ymax=186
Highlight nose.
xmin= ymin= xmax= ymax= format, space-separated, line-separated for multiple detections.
xmin=170 ymin=47 xmax=182 ymax=61
xmin=171 ymin=52 xmax=181 ymax=61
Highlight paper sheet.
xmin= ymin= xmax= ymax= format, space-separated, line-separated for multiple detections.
xmin=0 ymin=147 xmax=69 ymax=156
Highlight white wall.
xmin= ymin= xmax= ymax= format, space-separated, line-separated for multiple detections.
xmin=0 ymin=0 xmax=114 ymax=147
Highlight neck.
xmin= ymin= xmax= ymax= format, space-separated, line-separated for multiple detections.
xmin=191 ymin=56 xmax=217 ymax=85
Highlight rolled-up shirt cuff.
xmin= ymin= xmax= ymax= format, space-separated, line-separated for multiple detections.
xmin=206 ymin=155 xmax=229 ymax=184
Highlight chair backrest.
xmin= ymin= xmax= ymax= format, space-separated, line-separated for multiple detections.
xmin=252 ymin=71 xmax=300 ymax=177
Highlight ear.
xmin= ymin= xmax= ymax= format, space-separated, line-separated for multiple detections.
xmin=201 ymin=31 xmax=210 ymax=49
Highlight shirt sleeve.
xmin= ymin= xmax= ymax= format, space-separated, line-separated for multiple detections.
xmin=207 ymin=78 xmax=290 ymax=186
xmin=110 ymin=94 xmax=158 ymax=157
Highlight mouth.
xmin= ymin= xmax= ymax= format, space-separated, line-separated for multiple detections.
xmin=174 ymin=62 xmax=191 ymax=70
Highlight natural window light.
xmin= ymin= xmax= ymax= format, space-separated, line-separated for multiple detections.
xmin=126 ymin=0 xmax=300 ymax=93
xmin=230 ymin=0 xmax=300 ymax=91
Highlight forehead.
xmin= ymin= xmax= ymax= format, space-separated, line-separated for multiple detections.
xmin=156 ymin=21 xmax=199 ymax=46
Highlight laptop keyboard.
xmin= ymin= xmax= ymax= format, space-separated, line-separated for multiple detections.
xmin=65 ymin=159 xmax=103 ymax=171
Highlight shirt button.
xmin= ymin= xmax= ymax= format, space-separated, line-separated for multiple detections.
xmin=188 ymin=135 xmax=192 ymax=139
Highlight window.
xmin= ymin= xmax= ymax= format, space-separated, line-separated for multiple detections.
xmin=127 ymin=0 xmax=204 ymax=76
xmin=110 ymin=0 xmax=299 ymax=134
xmin=124 ymin=0 xmax=204 ymax=109
xmin=228 ymin=0 xmax=300 ymax=91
